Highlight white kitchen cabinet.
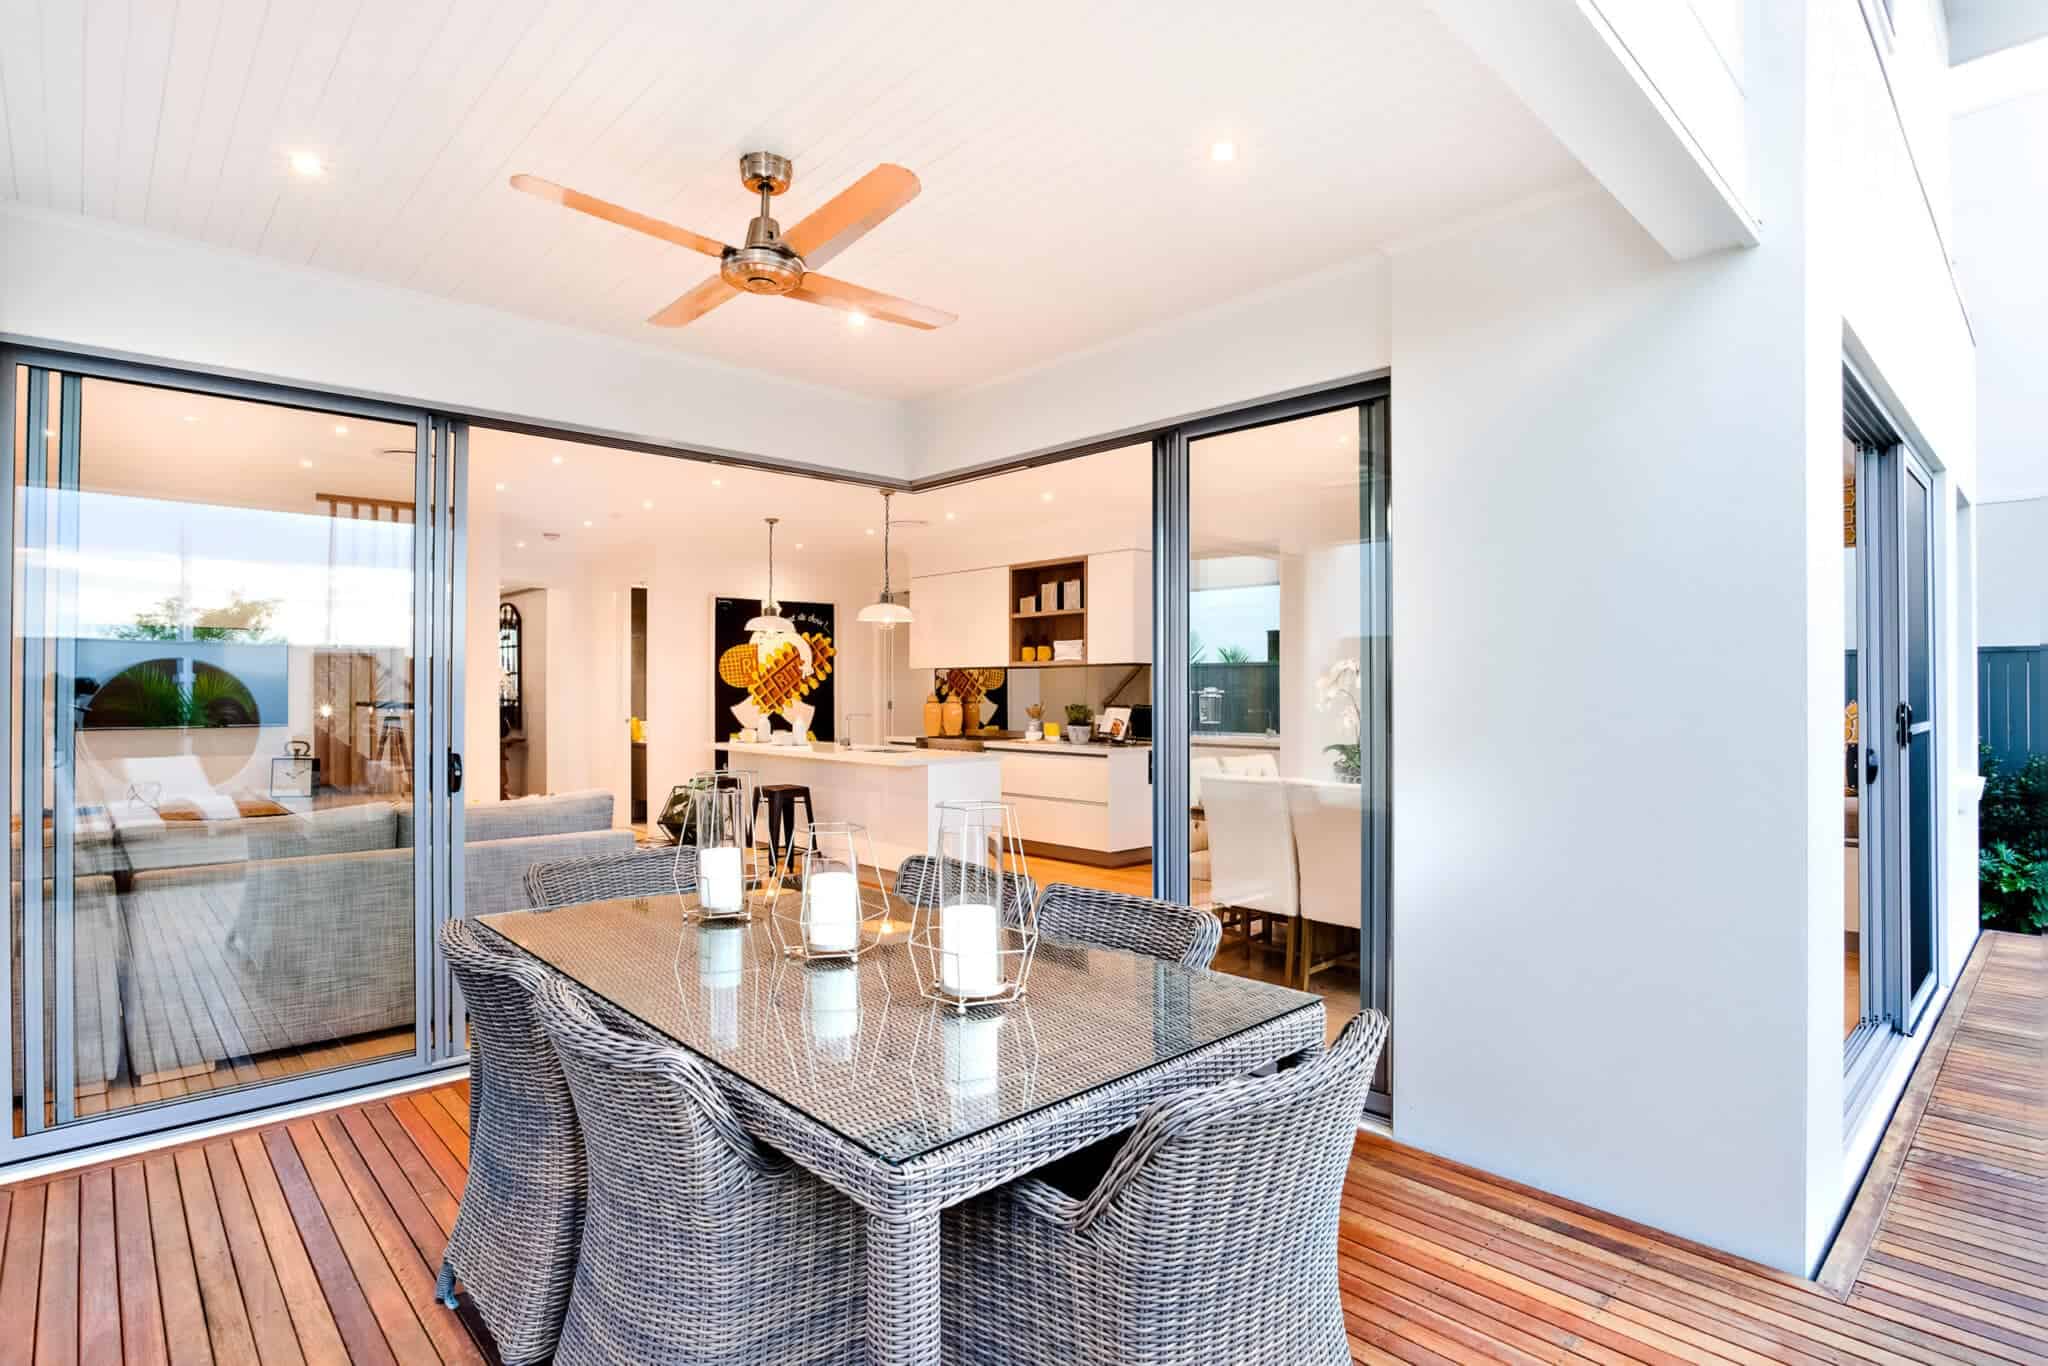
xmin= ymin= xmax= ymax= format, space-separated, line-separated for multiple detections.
xmin=908 ymin=566 xmax=1010 ymax=668
xmin=1084 ymin=549 xmax=1152 ymax=663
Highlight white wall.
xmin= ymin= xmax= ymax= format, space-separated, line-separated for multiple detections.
xmin=1977 ymin=499 xmax=2048 ymax=647
xmin=0 ymin=203 xmax=910 ymax=481
xmin=909 ymin=258 xmax=1392 ymax=478
xmin=1953 ymin=87 xmax=2048 ymax=502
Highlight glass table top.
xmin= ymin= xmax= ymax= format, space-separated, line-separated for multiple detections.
xmin=477 ymin=893 xmax=1322 ymax=1165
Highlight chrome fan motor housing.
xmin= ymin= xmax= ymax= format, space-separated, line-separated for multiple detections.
xmin=721 ymin=242 xmax=805 ymax=295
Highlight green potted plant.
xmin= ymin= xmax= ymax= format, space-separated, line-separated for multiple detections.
xmin=1064 ymin=703 xmax=1094 ymax=744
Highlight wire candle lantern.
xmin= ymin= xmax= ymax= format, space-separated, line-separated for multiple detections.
xmin=770 ymin=821 xmax=897 ymax=961
xmin=907 ymin=801 xmax=1038 ymax=1010
xmin=692 ymin=780 xmax=753 ymax=919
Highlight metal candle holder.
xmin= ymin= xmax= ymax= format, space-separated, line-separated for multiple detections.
xmin=906 ymin=801 xmax=1038 ymax=1011
xmin=691 ymin=780 xmax=753 ymax=921
xmin=770 ymin=821 xmax=897 ymax=961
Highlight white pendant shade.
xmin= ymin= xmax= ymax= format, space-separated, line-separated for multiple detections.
xmin=747 ymin=610 xmax=795 ymax=635
xmin=858 ymin=599 xmax=913 ymax=625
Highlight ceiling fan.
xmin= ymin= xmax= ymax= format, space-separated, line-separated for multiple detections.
xmin=511 ymin=152 xmax=956 ymax=331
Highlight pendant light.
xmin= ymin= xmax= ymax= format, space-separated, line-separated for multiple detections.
xmin=858 ymin=490 xmax=914 ymax=626
xmin=746 ymin=516 xmax=798 ymax=663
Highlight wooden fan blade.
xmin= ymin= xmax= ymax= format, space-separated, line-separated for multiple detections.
xmin=649 ymin=276 xmax=740 ymax=327
xmin=789 ymin=273 xmax=956 ymax=330
xmin=782 ymin=164 xmax=922 ymax=271
xmin=510 ymin=174 xmax=729 ymax=259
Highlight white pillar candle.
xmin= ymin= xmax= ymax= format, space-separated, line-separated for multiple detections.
xmin=700 ymin=845 xmax=744 ymax=914
xmin=943 ymin=1012 xmax=1003 ymax=1099
xmin=809 ymin=965 xmax=860 ymax=1061
xmin=806 ymin=869 xmax=862 ymax=953
xmin=939 ymin=901 xmax=1003 ymax=998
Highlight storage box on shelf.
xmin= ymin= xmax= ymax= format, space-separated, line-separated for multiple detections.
xmin=1010 ymin=556 xmax=1087 ymax=665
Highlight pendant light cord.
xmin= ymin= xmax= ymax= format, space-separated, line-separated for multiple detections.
xmin=764 ymin=516 xmax=779 ymax=610
xmin=880 ymin=491 xmax=893 ymax=600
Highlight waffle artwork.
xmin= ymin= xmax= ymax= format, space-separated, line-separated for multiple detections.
xmin=713 ymin=596 xmax=839 ymax=742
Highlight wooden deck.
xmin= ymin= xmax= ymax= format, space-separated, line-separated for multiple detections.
xmin=0 ymin=932 xmax=2039 ymax=1364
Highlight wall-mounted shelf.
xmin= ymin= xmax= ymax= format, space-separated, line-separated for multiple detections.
xmin=1011 ymin=556 xmax=1087 ymax=666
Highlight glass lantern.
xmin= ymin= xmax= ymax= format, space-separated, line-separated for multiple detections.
xmin=692 ymin=781 xmax=751 ymax=919
xmin=771 ymin=821 xmax=894 ymax=961
xmin=908 ymin=801 xmax=1037 ymax=1010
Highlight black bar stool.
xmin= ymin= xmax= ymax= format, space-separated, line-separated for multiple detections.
xmin=754 ymin=783 xmax=815 ymax=885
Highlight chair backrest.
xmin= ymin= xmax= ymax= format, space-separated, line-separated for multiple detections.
xmin=1202 ymin=775 xmax=1298 ymax=918
xmin=1035 ymin=884 xmax=1222 ymax=970
xmin=437 ymin=917 xmax=581 ymax=1180
xmin=523 ymin=844 xmax=697 ymax=910
xmin=892 ymin=853 xmax=1037 ymax=921
xmin=534 ymin=974 xmax=785 ymax=1215
xmin=1076 ymin=1011 xmax=1389 ymax=1329
xmin=1285 ymin=781 xmax=1363 ymax=929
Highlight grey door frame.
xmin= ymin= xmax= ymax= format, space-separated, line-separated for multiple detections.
xmin=1 ymin=344 xmax=466 ymax=1165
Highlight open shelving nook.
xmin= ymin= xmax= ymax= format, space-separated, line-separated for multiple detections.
xmin=1009 ymin=556 xmax=1088 ymax=665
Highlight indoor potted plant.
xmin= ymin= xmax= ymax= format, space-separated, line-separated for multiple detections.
xmin=1064 ymin=703 xmax=1093 ymax=744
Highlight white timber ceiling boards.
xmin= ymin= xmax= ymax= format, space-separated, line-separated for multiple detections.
xmin=0 ymin=0 xmax=1580 ymax=402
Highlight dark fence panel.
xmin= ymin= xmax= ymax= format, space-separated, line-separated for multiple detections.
xmin=1980 ymin=646 xmax=2048 ymax=771
xmin=1189 ymin=661 xmax=1279 ymax=736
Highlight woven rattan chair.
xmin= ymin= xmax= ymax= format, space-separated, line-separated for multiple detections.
xmin=523 ymin=844 xmax=697 ymax=909
xmin=1035 ymin=883 xmax=1223 ymax=970
xmin=941 ymin=1009 xmax=1388 ymax=1366
xmin=434 ymin=919 xmax=585 ymax=1365
xmin=533 ymin=974 xmax=868 ymax=1365
xmin=892 ymin=852 xmax=1037 ymax=919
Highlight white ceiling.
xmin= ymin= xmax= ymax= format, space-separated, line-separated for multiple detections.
xmin=0 ymin=0 xmax=1580 ymax=402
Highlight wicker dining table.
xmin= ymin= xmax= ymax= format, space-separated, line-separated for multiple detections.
xmin=476 ymin=892 xmax=1325 ymax=1366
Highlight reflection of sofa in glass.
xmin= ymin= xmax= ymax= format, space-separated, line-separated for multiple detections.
xmin=114 ymin=790 xmax=630 ymax=1084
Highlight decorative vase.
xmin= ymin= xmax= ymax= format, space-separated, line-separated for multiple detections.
xmin=941 ymin=699 xmax=964 ymax=736
xmin=923 ymin=699 xmax=943 ymax=736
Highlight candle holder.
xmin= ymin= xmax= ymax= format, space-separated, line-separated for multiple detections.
xmin=906 ymin=801 xmax=1038 ymax=1011
xmin=770 ymin=821 xmax=896 ymax=961
xmin=691 ymin=781 xmax=752 ymax=920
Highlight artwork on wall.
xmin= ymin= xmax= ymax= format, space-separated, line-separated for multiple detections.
xmin=713 ymin=596 xmax=837 ymax=748
xmin=934 ymin=667 xmax=1007 ymax=731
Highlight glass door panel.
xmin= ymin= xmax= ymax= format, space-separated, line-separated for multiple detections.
xmin=1901 ymin=460 xmax=1937 ymax=1022
xmin=1180 ymin=398 xmax=1390 ymax=1074
xmin=10 ymin=362 xmax=432 ymax=1144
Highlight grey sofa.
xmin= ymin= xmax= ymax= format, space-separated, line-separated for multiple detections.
xmin=10 ymin=874 xmax=128 ymax=1098
xmin=115 ymin=790 xmax=630 ymax=1084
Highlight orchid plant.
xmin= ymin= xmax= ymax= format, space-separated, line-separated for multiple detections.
xmin=1317 ymin=657 xmax=1363 ymax=782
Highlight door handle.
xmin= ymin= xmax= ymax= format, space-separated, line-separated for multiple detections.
xmin=1894 ymin=702 xmax=1913 ymax=748
xmin=448 ymin=751 xmax=464 ymax=794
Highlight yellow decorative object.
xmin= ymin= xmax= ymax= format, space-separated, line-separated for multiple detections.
xmin=924 ymin=695 xmax=943 ymax=736
xmin=1845 ymin=700 xmax=1858 ymax=745
xmin=941 ymin=698 xmax=964 ymax=737
xmin=629 ymin=716 xmax=646 ymax=743
xmin=1044 ymin=722 xmax=1061 ymax=739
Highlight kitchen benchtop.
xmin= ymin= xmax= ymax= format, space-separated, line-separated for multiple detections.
xmin=976 ymin=739 xmax=1150 ymax=757
xmin=713 ymin=741 xmax=995 ymax=769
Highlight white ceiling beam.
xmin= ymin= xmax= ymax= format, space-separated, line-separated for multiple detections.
xmin=1424 ymin=0 xmax=1761 ymax=259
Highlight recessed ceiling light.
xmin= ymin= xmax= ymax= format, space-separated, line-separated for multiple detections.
xmin=794 ymin=542 xmax=805 ymax=550
xmin=181 ymin=414 xmax=199 ymax=423
xmin=551 ymin=455 xmax=564 ymax=466
xmin=494 ymin=481 xmax=507 ymax=491
xmin=1040 ymin=491 xmax=1055 ymax=503
xmin=1210 ymin=140 xmax=1236 ymax=163
xmin=515 ymin=540 xmax=527 ymax=549
xmin=332 ymin=424 xmax=348 ymax=436
xmin=944 ymin=511 xmax=956 ymax=520
xmin=865 ymin=527 xmax=875 ymax=536
xmin=641 ymin=499 xmax=654 ymax=510
xmin=711 ymin=477 xmax=722 ymax=487
xmin=582 ymin=519 xmax=593 ymax=527
xmin=300 ymin=459 xmax=314 ymax=469
xmin=846 ymin=311 xmax=867 ymax=329
xmin=289 ymin=150 xmax=325 ymax=178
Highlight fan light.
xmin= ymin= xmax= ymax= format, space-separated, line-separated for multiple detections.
xmin=858 ymin=490 xmax=914 ymax=627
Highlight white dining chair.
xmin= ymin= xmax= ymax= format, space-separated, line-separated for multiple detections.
xmin=1286 ymin=780 xmax=1364 ymax=990
xmin=1201 ymin=774 xmax=1300 ymax=977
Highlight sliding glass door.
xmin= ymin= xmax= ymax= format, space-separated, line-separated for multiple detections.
xmin=4 ymin=351 xmax=467 ymax=1159
xmin=1155 ymin=381 xmax=1391 ymax=1106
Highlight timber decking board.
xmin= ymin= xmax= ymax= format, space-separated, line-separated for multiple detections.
xmin=0 ymin=932 xmax=2039 ymax=1364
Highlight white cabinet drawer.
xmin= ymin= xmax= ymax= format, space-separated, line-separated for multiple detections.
xmin=998 ymin=752 xmax=1110 ymax=803
xmin=1006 ymin=793 xmax=1111 ymax=851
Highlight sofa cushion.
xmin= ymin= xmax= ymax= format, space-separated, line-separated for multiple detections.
xmin=461 ymin=790 xmax=616 ymax=845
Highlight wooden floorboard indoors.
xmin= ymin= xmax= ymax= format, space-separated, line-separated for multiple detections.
xmin=0 ymin=932 xmax=2038 ymax=1363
